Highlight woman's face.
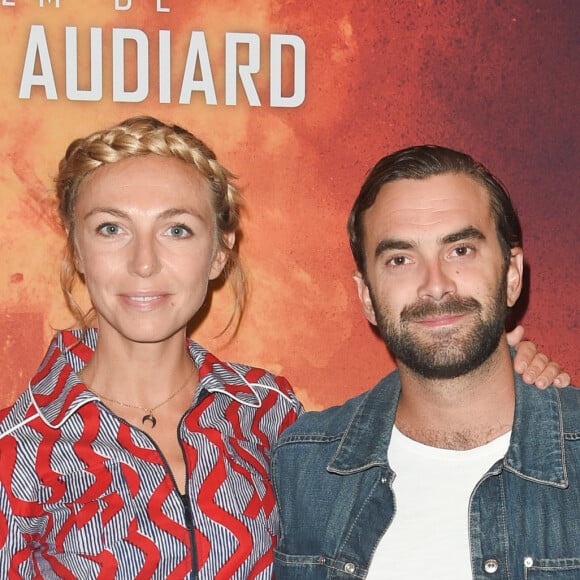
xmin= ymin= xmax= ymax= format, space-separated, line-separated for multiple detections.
xmin=73 ymin=154 xmax=230 ymax=347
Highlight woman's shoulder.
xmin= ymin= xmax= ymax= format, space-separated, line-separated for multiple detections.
xmin=0 ymin=329 xmax=97 ymax=444
xmin=188 ymin=339 xmax=303 ymax=412
xmin=0 ymin=388 xmax=35 ymax=445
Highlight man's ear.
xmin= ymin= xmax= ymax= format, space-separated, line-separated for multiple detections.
xmin=353 ymin=271 xmax=378 ymax=326
xmin=506 ymin=247 xmax=524 ymax=307
xmin=209 ymin=232 xmax=235 ymax=280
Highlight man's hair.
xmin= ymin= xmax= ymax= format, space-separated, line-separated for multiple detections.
xmin=347 ymin=145 xmax=522 ymax=276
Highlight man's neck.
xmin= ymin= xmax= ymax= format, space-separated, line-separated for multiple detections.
xmin=394 ymin=340 xmax=515 ymax=450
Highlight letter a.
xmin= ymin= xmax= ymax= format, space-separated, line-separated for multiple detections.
xmin=19 ymin=25 xmax=57 ymax=100
xmin=179 ymin=32 xmax=217 ymax=105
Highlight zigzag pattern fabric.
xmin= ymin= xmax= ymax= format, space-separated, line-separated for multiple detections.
xmin=0 ymin=329 xmax=302 ymax=579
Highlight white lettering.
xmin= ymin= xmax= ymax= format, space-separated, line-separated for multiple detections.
xmin=2 ymin=0 xmax=16 ymax=7
xmin=17 ymin=26 xmax=306 ymax=107
xmin=157 ymin=0 xmax=170 ymax=12
xmin=270 ymin=34 xmax=306 ymax=108
xmin=112 ymin=28 xmax=149 ymax=102
xmin=39 ymin=0 xmax=60 ymax=6
xmin=159 ymin=30 xmax=171 ymax=103
xmin=19 ymin=25 xmax=57 ymax=100
xmin=179 ymin=31 xmax=217 ymax=105
xmin=225 ymin=33 xmax=260 ymax=106
xmin=65 ymin=27 xmax=103 ymax=101
xmin=115 ymin=0 xmax=131 ymax=10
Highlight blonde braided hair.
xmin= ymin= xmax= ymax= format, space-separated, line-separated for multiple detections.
xmin=57 ymin=116 xmax=245 ymax=333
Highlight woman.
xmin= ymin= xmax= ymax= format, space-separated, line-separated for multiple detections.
xmin=0 ymin=116 xmax=302 ymax=579
xmin=0 ymin=116 xmax=566 ymax=579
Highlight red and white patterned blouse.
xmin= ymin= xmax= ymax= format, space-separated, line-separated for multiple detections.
xmin=0 ymin=329 xmax=303 ymax=579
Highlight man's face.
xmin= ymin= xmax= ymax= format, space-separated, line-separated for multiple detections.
xmin=354 ymin=173 xmax=523 ymax=379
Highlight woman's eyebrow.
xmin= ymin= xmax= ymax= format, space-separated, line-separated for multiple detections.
xmin=82 ymin=207 xmax=205 ymax=221
xmin=82 ymin=207 xmax=127 ymax=220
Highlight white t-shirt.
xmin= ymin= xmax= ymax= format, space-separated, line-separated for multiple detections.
xmin=366 ymin=426 xmax=510 ymax=579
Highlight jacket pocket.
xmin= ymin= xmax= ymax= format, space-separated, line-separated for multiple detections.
xmin=524 ymin=557 xmax=580 ymax=578
xmin=274 ymin=550 xmax=365 ymax=579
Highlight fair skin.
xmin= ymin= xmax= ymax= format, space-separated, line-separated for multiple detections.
xmin=355 ymin=173 xmax=534 ymax=449
xmin=74 ymin=154 xmax=232 ymax=492
xmin=508 ymin=326 xmax=562 ymax=387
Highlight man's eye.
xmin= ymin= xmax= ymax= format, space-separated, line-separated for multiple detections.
xmin=452 ymin=245 xmax=473 ymax=257
xmin=388 ymin=256 xmax=409 ymax=267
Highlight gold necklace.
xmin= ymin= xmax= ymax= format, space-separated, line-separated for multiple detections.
xmin=83 ymin=362 xmax=197 ymax=429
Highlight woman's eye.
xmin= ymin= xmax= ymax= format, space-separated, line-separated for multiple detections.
xmin=167 ymin=224 xmax=193 ymax=238
xmin=97 ymin=223 xmax=120 ymax=236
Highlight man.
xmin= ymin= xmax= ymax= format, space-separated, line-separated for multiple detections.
xmin=271 ymin=145 xmax=579 ymax=579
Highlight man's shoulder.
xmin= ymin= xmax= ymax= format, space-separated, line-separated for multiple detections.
xmin=556 ymin=384 xmax=580 ymax=399
xmin=522 ymin=383 xmax=580 ymax=436
xmin=555 ymin=385 xmax=580 ymax=433
xmin=276 ymin=369 xmax=401 ymax=444
xmin=278 ymin=391 xmax=367 ymax=441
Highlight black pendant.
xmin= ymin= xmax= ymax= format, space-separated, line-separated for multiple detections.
xmin=142 ymin=414 xmax=157 ymax=428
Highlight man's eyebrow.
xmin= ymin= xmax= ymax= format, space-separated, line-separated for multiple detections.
xmin=441 ymin=226 xmax=485 ymax=245
xmin=375 ymin=238 xmax=414 ymax=258
xmin=374 ymin=226 xmax=486 ymax=258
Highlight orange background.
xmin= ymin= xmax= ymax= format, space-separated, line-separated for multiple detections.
xmin=0 ymin=1 xmax=578 ymax=411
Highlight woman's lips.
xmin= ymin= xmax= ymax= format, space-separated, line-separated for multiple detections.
xmin=120 ymin=293 xmax=169 ymax=309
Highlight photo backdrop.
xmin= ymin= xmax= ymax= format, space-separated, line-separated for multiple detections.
xmin=0 ymin=0 xmax=578 ymax=410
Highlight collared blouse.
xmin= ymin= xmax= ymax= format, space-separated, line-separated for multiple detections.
xmin=0 ymin=329 xmax=303 ymax=579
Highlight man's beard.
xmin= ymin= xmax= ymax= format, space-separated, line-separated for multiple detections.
xmin=371 ymin=275 xmax=508 ymax=380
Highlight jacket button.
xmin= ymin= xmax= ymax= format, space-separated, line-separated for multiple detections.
xmin=484 ymin=559 xmax=499 ymax=573
xmin=524 ymin=557 xmax=534 ymax=568
xmin=380 ymin=475 xmax=388 ymax=484
xmin=344 ymin=562 xmax=356 ymax=574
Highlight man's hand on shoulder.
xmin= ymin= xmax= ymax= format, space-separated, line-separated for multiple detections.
xmin=507 ymin=325 xmax=571 ymax=388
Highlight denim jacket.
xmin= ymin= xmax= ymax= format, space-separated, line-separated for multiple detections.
xmin=271 ymin=370 xmax=580 ymax=579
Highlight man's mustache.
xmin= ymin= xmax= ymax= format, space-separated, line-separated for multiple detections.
xmin=400 ymin=296 xmax=482 ymax=322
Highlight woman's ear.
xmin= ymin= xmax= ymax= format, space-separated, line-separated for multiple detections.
xmin=209 ymin=232 xmax=235 ymax=280
xmin=68 ymin=231 xmax=85 ymax=275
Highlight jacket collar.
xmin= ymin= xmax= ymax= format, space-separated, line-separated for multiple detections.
xmin=192 ymin=346 xmax=280 ymax=407
xmin=28 ymin=329 xmax=268 ymax=430
xmin=328 ymin=371 xmax=400 ymax=474
xmin=328 ymin=368 xmax=567 ymax=487
xmin=27 ymin=329 xmax=99 ymax=428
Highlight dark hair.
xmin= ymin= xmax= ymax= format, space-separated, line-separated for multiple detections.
xmin=348 ymin=145 xmax=522 ymax=275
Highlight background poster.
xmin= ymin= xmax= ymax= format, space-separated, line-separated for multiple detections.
xmin=0 ymin=0 xmax=578 ymax=410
